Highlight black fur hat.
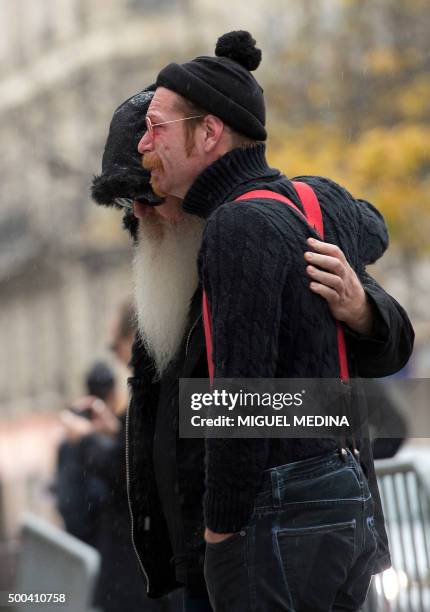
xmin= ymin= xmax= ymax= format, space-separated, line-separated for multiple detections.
xmin=91 ymin=86 xmax=164 ymax=202
xmin=91 ymin=87 xmax=163 ymax=240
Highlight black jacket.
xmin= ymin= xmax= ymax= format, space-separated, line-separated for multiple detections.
xmin=76 ymin=416 xmax=154 ymax=612
xmin=127 ymin=145 xmax=414 ymax=598
xmin=56 ymin=440 xmax=108 ymax=547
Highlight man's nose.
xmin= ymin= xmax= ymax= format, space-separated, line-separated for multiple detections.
xmin=138 ymin=130 xmax=152 ymax=154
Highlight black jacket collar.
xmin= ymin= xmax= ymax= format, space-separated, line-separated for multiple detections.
xmin=182 ymin=144 xmax=280 ymax=219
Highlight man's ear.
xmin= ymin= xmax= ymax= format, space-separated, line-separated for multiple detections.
xmin=202 ymin=115 xmax=225 ymax=153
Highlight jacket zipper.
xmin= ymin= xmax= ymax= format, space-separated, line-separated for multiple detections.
xmin=125 ymin=312 xmax=201 ymax=592
xmin=125 ymin=399 xmax=151 ymax=592
xmin=185 ymin=313 xmax=202 ymax=356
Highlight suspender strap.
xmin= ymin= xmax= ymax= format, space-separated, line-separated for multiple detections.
xmin=202 ymin=182 xmax=350 ymax=384
xmin=336 ymin=324 xmax=350 ymax=382
xmin=292 ymin=181 xmax=324 ymax=237
xmin=293 ymin=182 xmax=350 ymax=381
xmin=235 ymin=189 xmax=305 ymax=220
xmin=235 ymin=183 xmax=324 ymax=238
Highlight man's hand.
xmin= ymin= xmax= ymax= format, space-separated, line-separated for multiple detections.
xmin=304 ymin=238 xmax=373 ymax=335
xmin=204 ymin=527 xmax=235 ymax=544
xmin=91 ymin=399 xmax=120 ymax=436
xmin=60 ymin=410 xmax=94 ymax=444
xmin=61 ymin=396 xmax=120 ymax=443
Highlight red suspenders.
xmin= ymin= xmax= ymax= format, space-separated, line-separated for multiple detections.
xmin=202 ymin=181 xmax=350 ymax=385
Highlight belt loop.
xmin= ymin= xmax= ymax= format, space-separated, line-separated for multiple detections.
xmin=271 ymin=468 xmax=281 ymax=508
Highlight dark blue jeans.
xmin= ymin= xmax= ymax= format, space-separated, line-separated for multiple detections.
xmin=204 ymin=449 xmax=378 ymax=612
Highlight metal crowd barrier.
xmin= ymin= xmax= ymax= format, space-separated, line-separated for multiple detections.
xmin=13 ymin=513 xmax=100 ymax=612
xmin=363 ymin=460 xmax=430 ymax=612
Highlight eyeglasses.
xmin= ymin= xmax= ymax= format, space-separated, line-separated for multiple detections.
xmin=145 ymin=115 xmax=205 ymax=138
xmin=113 ymin=196 xmax=154 ymax=210
xmin=114 ymin=198 xmax=134 ymax=210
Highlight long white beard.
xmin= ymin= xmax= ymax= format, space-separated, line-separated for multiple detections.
xmin=132 ymin=213 xmax=204 ymax=379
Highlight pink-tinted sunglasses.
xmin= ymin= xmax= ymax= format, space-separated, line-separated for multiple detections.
xmin=145 ymin=115 xmax=205 ymax=137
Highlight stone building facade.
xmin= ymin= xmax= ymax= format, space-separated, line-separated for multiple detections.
xmin=0 ymin=0 xmax=193 ymax=418
xmin=0 ymin=0 xmax=300 ymax=418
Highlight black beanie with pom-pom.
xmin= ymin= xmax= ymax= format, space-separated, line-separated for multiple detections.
xmin=156 ymin=30 xmax=266 ymax=141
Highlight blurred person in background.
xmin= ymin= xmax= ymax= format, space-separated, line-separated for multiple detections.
xmin=57 ymin=305 xmax=177 ymax=612
xmin=108 ymin=299 xmax=136 ymax=367
xmin=93 ymin=40 xmax=413 ymax=610
xmin=367 ymin=379 xmax=408 ymax=460
xmin=56 ymin=360 xmax=116 ymax=546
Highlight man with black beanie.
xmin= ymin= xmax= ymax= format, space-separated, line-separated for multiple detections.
xmin=130 ymin=30 xmax=414 ymax=612
xmin=93 ymin=42 xmax=414 ymax=610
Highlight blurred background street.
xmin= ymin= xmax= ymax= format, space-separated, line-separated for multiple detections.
xmin=0 ymin=0 xmax=429 ymax=610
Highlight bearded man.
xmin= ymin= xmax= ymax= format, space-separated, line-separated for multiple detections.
xmin=93 ymin=87 xmax=212 ymax=610
xmin=93 ymin=47 xmax=414 ymax=610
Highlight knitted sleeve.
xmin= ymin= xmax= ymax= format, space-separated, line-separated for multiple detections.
xmin=199 ymin=201 xmax=290 ymax=532
xmin=345 ymin=271 xmax=415 ymax=377
xmin=293 ymin=174 xmax=414 ymax=377
xmin=293 ymin=174 xmax=389 ymax=265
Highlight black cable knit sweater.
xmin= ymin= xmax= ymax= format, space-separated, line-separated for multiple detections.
xmin=127 ymin=144 xmax=413 ymax=595
xmin=180 ymin=144 xmax=413 ymax=533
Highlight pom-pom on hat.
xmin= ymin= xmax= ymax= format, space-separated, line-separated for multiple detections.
xmin=155 ymin=30 xmax=266 ymax=141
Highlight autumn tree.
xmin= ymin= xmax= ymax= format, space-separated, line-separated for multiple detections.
xmin=265 ymin=0 xmax=430 ymax=253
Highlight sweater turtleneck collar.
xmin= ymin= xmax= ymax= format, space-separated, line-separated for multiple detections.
xmin=182 ymin=143 xmax=280 ymax=219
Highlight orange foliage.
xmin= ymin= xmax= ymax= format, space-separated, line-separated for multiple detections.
xmin=267 ymin=123 xmax=430 ymax=252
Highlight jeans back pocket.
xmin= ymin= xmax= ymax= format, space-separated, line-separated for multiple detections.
xmin=275 ymin=519 xmax=356 ymax=611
